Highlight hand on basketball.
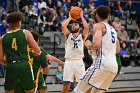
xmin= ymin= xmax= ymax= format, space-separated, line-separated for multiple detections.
xmin=69 ymin=13 xmax=73 ymax=20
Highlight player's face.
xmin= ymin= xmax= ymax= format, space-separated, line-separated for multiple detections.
xmin=71 ymin=23 xmax=80 ymax=33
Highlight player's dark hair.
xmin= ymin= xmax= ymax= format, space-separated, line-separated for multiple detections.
xmin=6 ymin=12 xmax=23 ymax=27
xmin=96 ymin=5 xmax=111 ymax=20
xmin=30 ymin=31 xmax=40 ymax=42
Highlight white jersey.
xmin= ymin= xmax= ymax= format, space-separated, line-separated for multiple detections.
xmin=92 ymin=22 xmax=118 ymax=73
xmin=65 ymin=33 xmax=84 ymax=59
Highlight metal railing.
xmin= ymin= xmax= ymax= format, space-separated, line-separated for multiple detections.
xmin=53 ymin=34 xmax=61 ymax=55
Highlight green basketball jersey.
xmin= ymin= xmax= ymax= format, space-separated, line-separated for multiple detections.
xmin=2 ymin=29 xmax=29 ymax=63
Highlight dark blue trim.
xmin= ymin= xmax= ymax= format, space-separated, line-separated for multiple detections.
xmin=88 ymin=82 xmax=107 ymax=91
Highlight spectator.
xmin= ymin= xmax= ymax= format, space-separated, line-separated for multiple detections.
xmin=112 ymin=17 xmax=122 ymax=31
xmin=116 ymin=0 xmax=124 ymax=18
xmin=55 ymin=65 xmax=63 ymax=84
xmin=117 ymin=26 xmax=129 ymax=43
xmin=109 ymin=2 xmax=117 ymax=19
xmin=38 ymin=0 xmax=47 ymax=9
xmin=38 ymin=8 xmax=47 ymax=34
xmin=0 ymin=20 xmax=10 ymax=36
xmin=0 ymin=5 xmax=6 ymax=23
xmin=83 ymin=8 xmax=89 ymax=22
xmin=46 ymin=0 xmax=55 ymax=9
xmin=125 ymin=0 xmax=136 ymax=19
xmin=130 ymin=25 xmax=140 ymax=40
xmin=129 ymin=42 xmax=140 ymax=66
xmin=120 ymin=42 xmax=130 ymax=66
xmin=77 ymin=0 xmax=84 ymax=8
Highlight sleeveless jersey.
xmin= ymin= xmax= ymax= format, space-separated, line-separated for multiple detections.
xmin=92 ymin=22 xmax=118 ymax=73
xmin=65 ymin=33 xmax=84 ymax=59
xmin=2 ymin=29 xmax=28 ymax=63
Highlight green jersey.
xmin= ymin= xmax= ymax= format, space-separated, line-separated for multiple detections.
xmin=2 ymin=29 xmax=29 ymax=63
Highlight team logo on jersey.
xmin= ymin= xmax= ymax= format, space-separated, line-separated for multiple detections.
xmin=42 ymin=82 xmax=46 ymax=86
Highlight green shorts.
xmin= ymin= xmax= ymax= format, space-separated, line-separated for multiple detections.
xmin=4 ymin=61 xmax=35 ymax=90
xmin=37 ymin=73 xmax=47 ymax=90
xmin=14 ymin=73 xmax=47 ymax=93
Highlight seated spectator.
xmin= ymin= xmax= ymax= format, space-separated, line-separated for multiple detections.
xmin=0 ymin=5 xmax=6 ymax=23
xmin=83 ymin=8 xmax=89 ymax=22
xmin=109 ymin=2 xmax=117 ymax=19
xmin=0 ymin=20 xmax=10 ymax=36
xmin=55 ymin=65 xmax=63 ymax=84
xmin=112 ymin=17 xmax=122 ymax=31
xmin=120 ymin=42 xmax=130 ymax=66
xmin=129 ymin=42 xmax=140 ymax=66
xmin=38 ymin=0 xmax=47 ymax=9
xmin=117 ymin=26 xmax=129 ymax=43
xmin=124 ymin=0 xmax=136 ymax=20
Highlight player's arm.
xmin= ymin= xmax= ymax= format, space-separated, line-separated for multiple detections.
xmin=85 ymin=23 xmax=103 ymax=50
xmin=25 ymin=30 xmax=41 ymax=55
xmin=0 ymin=37 xmax=6 ymax=65
xmin=116 ymin=38 xmax=120 ymax=54
xmin=81 ymin=9 xmax=89 ymax=41
xmin=61 ymin=13 xmax=72 ymax=38
xmin=46 ymin=54 xmax=64 ymax=65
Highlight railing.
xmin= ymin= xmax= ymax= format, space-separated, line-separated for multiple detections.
xmin=53 ymin=34 xmax=61 ymax=55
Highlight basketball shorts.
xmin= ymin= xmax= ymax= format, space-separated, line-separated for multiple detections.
xmin=63 ymin=59 xmax=85 ymax=82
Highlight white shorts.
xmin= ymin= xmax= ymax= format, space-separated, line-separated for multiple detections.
xmin=63 ymin=59 xmax=85 ymax=82
xmin=80 ymin=66 xmax=116 ymax=90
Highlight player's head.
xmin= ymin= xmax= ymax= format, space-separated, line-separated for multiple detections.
xmin=96 ymin=5 xmax=111 ymax=22
xmin=71 ymin=21 xmax=80 ymax=33
xmin=30 ymin=31 xmax=40 ymax=44
xmin=6 ymin=12 xmax=23 ymax=29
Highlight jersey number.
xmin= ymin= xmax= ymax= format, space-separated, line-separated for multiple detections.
xmin=73 ymin=42 xmax=78 ymax=48
xmin=12 ymin=38 xmax=17 ymax=50
xmin=111 ymin=32 xmax=115 ymax=43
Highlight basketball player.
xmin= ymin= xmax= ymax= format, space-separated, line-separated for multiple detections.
xmin=61 ymin=9 xmax=89 ymax=93
xmin=74 ymin=5 xmax=120 ymax=93
xmin=14 ymin=31 xmax=64 ymax=93
xmin=0 ymin=12 xmax=41 ymax=93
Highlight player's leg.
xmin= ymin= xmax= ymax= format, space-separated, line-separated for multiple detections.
xmin=62 ymin=60 xmax=74 ymax=93
xmin=5 ymin=90 xmax=14 ymax=93
xmin=39 ymin=89 xmax=47 ymax=93
xmin=74 ymin=80 xmax=91 ymax=93
xmin=62 ymin=82 xmax=71 ymax=93
xmin=90 ymin=87 xmax=104 ymax=93
xmin=25 ymin=89 xmax=34 ymax=93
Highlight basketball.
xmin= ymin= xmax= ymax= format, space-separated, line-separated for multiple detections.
xmin=70 ymin=6 xmax=81 ymax=20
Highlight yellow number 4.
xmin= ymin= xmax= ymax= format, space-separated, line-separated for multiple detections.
xmin=12 ymin=38 xmax=17 ymax=50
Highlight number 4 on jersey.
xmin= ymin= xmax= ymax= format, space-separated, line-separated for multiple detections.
xmin=12 ymin=38 xmax=17 ymax=50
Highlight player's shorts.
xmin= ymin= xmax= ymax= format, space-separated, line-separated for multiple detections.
xmin=80 ymin=65 xmax=116 ymax=90
xmin=4 ymin=61 xmax=35 ymax=90
xmin=63 ymin=59 xmax=85 ymax=82
xmin=37 ymin=73 xmax=47 ymax=90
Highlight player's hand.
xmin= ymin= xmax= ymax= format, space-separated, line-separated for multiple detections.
xmin=85 ymin=40 xmax=92 ymax=49
xmin=69 ymin=13 xmax=73 ymax=20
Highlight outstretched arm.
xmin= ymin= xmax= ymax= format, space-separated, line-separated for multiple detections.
xmin=81 ymin=9 xmax=89 ymax=41
xmin=61 ymin=13 xmax=73 ymax=38
xmin=46 ymin=54 xmax=64 ymax=65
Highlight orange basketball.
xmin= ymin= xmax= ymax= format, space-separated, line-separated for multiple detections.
xmin=70 ymin=6 xmax=81 ymax=20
